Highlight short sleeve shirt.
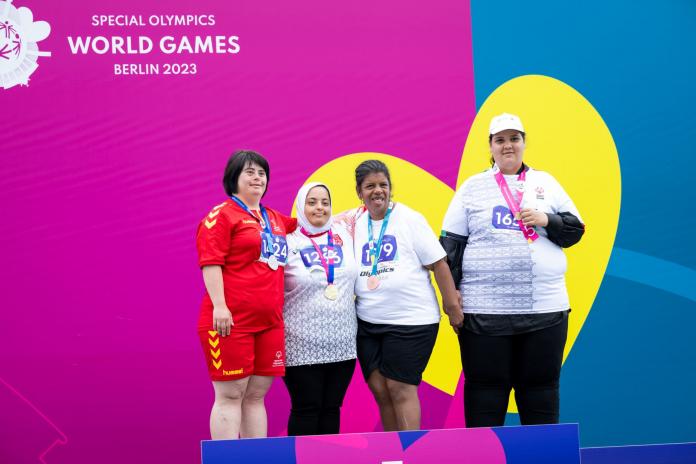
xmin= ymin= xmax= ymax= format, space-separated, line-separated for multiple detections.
xmin=196 ymin=199 xmax=296 ymax=332
xmin=353 ymin=203 xmax=445 ymax=325
xmin=442 ymin=168 xmax=581 ymax=315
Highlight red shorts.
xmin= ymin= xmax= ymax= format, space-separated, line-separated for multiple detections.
xmin=198 ymin=324 xmax=286 ymax=381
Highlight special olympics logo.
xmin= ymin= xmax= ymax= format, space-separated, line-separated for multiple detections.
xmin=0 ymin=0 xmax=50 ymax=89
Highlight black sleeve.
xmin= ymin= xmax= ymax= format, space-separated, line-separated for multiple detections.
xmin=545 ymin=212 xmax=585 ymax=248
xmin=439 ymin=231 xmax=468 ymax=290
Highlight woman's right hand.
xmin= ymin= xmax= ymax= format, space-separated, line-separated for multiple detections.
xmin=444 ymin=293 xmax=464 ymax=334
xmin=213 ymin=306 xmax=233 ymax=337
xmin=202 ymin=266 xmax=232 ymax=336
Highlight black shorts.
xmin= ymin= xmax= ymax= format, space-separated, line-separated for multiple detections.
xmin=356 ymin=318 xmax=439 ymax=386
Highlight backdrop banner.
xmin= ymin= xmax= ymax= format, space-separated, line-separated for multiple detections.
xmin=2 ymin=0 xmax=695 ymax=463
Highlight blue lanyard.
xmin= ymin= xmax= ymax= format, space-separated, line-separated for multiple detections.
xmin=367 ymin=205 xmax=393 ymax=277
xmin=301 ymin=228 xmax=335 ymax=285
xmin=230 ymin=195 xmax=272 ymax=235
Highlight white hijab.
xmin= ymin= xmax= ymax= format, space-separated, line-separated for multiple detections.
xmin=295 ymin=182 xmax=333 ymax=235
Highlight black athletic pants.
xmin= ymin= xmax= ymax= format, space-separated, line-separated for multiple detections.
xmin=458 ymin=316 xmax=568 ymax=427
xmin=283 ymin=359 xmax=356 ymax=436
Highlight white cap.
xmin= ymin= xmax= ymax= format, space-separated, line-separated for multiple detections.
xmin=489 ymin=113 xmax=525 ymax=135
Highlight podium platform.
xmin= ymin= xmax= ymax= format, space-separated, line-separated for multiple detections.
xmin=202 ymin=425 xmax=696 ymax=463
xmin=202 ymin=423 xmax=581 ymax=463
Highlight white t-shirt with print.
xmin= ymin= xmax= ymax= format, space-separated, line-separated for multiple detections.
xmin=353 ymin=203 xmax=445 ymax=325
xmin=442 ymin=167 xmax=582 ymax=314
xmin=283 ymin=224 xmax=359 ymax=366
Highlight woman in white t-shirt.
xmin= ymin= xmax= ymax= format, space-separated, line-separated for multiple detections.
xmin=350 ymin=160 xmax=463 ymax=431
xmin=283 ymin=182 xmax=358 ymax=436
xmin=441 ymin=113 xmax=585 ymax=427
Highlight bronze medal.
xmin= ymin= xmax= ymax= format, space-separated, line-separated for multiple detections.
xmin=366 ymin=275 xmax=380 ymax=290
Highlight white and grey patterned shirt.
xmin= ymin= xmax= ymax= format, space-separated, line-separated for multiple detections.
xmin=442 ymin=168 xmax=582 ymax=314
xmin=283 ymin=224 xmax=358 ymax=366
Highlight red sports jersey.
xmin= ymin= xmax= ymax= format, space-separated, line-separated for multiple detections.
xmin=196 ymin=199 xmax=297 ymax=332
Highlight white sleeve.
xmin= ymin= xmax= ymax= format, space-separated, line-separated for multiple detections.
xmin=441 ymin=182 xmax=469 ymax=236
xmin=410 ymin=210 xmax=447 ymax=266
xmin=547 ymin=174 xmax=583 ymax=222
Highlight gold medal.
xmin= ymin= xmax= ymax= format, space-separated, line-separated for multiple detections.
xmin=366 ymin=275 xmax=380 ymax=291
xmin=324 ymin=284 xmax=338 ymax=300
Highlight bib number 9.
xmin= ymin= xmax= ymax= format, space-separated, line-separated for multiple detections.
xmin=361 ymin=235 xmax=398 ymax=266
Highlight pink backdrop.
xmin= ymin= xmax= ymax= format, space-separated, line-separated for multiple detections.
xmin=1 ymin=0 xmax=475 ymax=462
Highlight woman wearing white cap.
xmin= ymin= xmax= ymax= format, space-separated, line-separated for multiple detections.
xmin=441 ymin=113 xmax=585 ymax=427
xmin=282 ymin=182 xmax=359 ymax=436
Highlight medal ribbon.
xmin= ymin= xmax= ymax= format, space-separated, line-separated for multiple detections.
xmin=494 ymin=168 xmax=539 ymax=243
xmin=230 ymin=195 xmax=273 ymax=235
xmin=367 ymin=204 xmax=393 ymax=277
xmin=300 ymin=228 xmax=335 ymax=286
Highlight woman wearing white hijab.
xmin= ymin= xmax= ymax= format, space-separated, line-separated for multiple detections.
xmin=282 ymin=182 xmax=359 ymax=435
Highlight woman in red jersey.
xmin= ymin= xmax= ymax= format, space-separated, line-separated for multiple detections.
xmin=196 ymin=150 xmax=296 ymax=439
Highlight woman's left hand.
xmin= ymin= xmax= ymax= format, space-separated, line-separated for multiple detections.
xmin=519 ymin=208 xmax=549 ymax=227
